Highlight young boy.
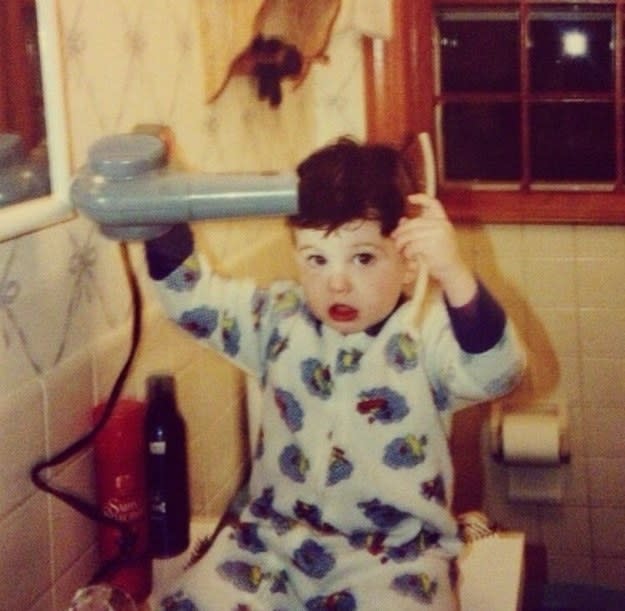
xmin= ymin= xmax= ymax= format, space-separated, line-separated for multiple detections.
xmin=146 ymin=138 xmax=526 ymax=610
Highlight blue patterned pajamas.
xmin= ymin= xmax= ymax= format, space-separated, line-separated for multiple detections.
xmin=160 ymin=518 xmax=459 ymax=610
xmin=149 ymin=248 xmax=525 ymax=610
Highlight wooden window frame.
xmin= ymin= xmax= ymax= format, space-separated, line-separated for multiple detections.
xmin=0 ymin=0 xmax=43 ymax=151
xmin=364 ymin=0 xmax=625 ymax=224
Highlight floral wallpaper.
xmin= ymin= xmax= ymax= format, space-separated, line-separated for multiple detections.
xmin=1 ymin=227 xmax=100 ymax=374
xmin=0 ymin=0 xmax=366 ymax=387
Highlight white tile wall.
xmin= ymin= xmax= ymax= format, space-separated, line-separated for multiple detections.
xmin=0 ymin=493 xmax=52 ymax=608
xmin=1 ymin=3 xmax=625 ymax=609
xmin=0 ymin=381 xmax=45 ymax=518
xmin=472 ymin=223 xmax=625 ymax=590
xmin=48 ymin=451 xmax=98 ymax=582
xmin=582 ymin=357 xmax=625 ymax=409
xmin=43 ymin=348 xmax=94 ymax=460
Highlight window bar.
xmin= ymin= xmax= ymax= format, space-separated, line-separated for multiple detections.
xmin=608 ymin=0 xmax=621 ymax=192
xmin=520 ymin=1 xmax=531 ymax=191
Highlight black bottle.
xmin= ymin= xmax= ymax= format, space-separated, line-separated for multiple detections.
xmin=145 ymin=374 xmax=190 ymax=558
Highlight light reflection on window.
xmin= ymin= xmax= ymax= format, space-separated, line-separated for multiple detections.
xmin=561 ymin=29 xmax=588 ymax=58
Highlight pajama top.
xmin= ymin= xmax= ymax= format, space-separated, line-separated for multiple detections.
xmin=146 ymin=230 xmax=526 ymax=566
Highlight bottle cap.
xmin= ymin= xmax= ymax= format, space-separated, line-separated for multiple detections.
xmin=146 ymin=373 xmax=176 ymax=402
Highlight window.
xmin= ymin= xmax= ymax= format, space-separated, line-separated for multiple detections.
xmin=364 ymin=0 xmax=625 ymax=223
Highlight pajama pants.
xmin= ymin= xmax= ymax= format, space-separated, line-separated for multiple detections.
xmin=156 ymin=518 xmax=460 ymax=611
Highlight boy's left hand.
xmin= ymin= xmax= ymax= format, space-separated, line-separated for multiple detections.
xmin=391 ymin=194 xmax=477 ymax=306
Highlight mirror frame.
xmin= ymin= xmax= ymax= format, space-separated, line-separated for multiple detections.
xmin=0 ymin=0 xmax=72 ymax=243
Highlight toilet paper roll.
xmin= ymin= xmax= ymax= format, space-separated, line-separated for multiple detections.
xmin=501 ymin=412 xmax=561 ymax=466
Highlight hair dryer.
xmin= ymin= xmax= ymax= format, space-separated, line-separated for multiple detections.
xmin=71 ymin=132 xmax=298 ymax=240
xmin=71 ymin=130 xmax=436 ymax=242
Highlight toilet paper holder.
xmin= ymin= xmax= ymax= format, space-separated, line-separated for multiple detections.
xmin=489 ymin=402 xmax=571 ymax=465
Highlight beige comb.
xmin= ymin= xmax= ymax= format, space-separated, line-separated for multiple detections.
xmin=405 ymin=132 xmax=435 ymax=327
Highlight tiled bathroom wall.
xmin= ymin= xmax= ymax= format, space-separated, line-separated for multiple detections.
xmin=0 ymin=1 xmax=624 ymax=609
xmin=472 ymin=224 xmax=625 ymax=590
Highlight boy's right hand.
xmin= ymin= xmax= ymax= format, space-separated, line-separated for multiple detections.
xmin=392 ymin=194 xmax=477 ymax=306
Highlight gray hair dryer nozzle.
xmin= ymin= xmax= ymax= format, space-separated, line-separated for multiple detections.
xmin=71 ymin=133 xmax=298 ymax=240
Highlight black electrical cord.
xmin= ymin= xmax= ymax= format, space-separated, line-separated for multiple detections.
xmin=30 ymin=240 xmax=144 ymax=585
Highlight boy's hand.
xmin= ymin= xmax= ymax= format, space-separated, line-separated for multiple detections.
xmin=391 ymin=194 xmax=477 ymax=306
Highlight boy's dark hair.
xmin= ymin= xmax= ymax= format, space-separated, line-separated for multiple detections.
xmin=289 ymin=137 xmax=416 ymax=235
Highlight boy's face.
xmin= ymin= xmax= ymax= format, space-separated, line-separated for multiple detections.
xmin=294 ymin=220 xmax=413 ymax=335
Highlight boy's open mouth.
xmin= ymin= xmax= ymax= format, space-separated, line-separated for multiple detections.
xmin=329 ymin=304 xmax=358 ymax=322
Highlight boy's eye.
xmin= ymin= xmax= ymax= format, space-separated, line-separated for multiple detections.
xmin=306 ymin=254 xmax=327 ymax=266
xmin=354 ymin=252 xmax=375 ymax=265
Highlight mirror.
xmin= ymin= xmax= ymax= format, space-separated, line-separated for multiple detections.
xmin=0 ymin=0 xmax=71 ymax=242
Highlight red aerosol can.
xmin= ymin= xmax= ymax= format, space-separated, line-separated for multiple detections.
xmin=93 ymin=399 xmax=152 ymax=602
